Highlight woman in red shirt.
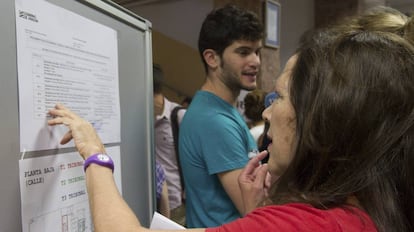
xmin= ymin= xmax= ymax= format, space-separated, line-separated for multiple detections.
xmin=48 ymin=8 xmax=414 ymax=232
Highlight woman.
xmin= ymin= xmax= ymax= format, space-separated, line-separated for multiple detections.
xmin=244 ymin=89 xmax=267 ymax=145
xmin=48 ymin=22 xmax=414 ymax=232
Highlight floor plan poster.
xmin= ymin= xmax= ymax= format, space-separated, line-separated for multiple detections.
xmin=19 ymin=146 xmax=122 ymax=232
xmin=15 ymin=0 xmax=120 ymax=152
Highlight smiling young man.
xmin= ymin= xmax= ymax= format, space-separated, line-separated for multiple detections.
xmin=178 ymin=5 xmax=264 ymax=227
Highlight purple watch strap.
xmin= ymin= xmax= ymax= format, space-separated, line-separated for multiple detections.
xmin=83 ymin=153 xmax=114 ymax=172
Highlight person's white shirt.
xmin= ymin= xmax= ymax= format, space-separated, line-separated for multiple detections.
xmin=249 ymin=124 xmax=265 ymax=145
xmin=154 ymin=97 xmax=185 ymax=210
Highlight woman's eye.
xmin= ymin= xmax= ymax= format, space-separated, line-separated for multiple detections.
xmin=265 ymin=91 xmax=280 ymax=107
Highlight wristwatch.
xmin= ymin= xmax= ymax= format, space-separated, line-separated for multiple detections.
xmin=83 ymin=153 xmax=114 ymax=172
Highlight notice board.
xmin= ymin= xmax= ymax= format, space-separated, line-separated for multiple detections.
xmin=0 ymin=0 xmax=155 ymax=231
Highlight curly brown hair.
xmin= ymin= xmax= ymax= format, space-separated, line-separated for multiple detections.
xmin=244 ymin=89 xmax=267 ymax=123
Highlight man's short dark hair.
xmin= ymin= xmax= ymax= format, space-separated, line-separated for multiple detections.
xmin=153 ymin=64 xmax=163 ymax=94
xmin=198 ymin=4 xmax=264 ymax=73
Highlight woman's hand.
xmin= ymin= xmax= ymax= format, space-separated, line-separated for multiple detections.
xmin=47 ymin=103 xmax=106 ymax=159
xmin=238 ymin=151 xmax=272 ymax=215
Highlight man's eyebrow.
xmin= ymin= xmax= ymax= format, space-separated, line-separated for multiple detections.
xmin=235 ymin=46 xmax=252 ymax=51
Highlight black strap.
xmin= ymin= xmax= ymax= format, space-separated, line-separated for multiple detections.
xmin=170 ymin=106 xmax=186 ymax=191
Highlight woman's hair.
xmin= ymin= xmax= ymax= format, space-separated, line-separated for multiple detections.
xmin=244 ymin=89 xmax=267 ymax=124
xmin=335 ymin=6 xmax=414 ymax=44
xmin=347 ymin=6 xmax=409 ymax=34
xmin=268 ymin=28 xmax=414 ymax=232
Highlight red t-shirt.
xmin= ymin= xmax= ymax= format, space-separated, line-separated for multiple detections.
xmin=206 ymin=203 xmax=377 ymax=232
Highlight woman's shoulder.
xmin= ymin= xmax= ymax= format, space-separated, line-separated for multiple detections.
xmin=253 ymin=203 xmax=377 ymax=231
xmin=207 ymin=203 xmax=377 ymax=232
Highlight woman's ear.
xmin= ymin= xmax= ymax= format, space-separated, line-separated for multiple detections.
xmin=203 ymin=49 xmax=219 ymax=70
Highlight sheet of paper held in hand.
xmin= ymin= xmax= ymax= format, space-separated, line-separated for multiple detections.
xmin=150 ymin=212 xmax=186 ymax=229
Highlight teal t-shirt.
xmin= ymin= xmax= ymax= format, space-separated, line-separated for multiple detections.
xmin=179 ymin=91 xmax=257 ymax=228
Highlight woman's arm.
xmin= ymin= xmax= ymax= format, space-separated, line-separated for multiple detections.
xmin=48 ymin=104 xmax=204 ymax=232
xmin=238 ymin=151 xmax=271 ymax=215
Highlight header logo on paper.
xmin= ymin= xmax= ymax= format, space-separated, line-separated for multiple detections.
xmin=19 ymin=10 xmax=38 ymax=22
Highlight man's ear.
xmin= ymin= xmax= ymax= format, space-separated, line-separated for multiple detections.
xmin=203 ymin=49 xmax=219 ymax=69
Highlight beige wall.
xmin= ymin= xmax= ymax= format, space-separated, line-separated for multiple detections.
xmin=152 ymin=30 xmax=205 ymax=103
xmin=315 ymin=0 xmax=388 ymax=28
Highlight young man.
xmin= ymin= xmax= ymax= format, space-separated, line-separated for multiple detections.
xmin=153 ymin=64 xmax=186 ymax=224
xmin=179 ymin=5 xmax=264 ymax=227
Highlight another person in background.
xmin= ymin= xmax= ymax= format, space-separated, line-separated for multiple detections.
xmin=178 ymin=4 xmax=264 ymax=227
xmin=153 ymin=64 xmax=186 ymax=225
xmin=180 ymin=96 xmax=192 ymax=108
xmin=155 ymin=160 xmax=170 ymax=218
xmin=243 ymin=89 xmax=267 ymax=146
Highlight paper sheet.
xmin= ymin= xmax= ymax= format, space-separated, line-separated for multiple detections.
xmin=150 ymin=212 xmax=186 ymax=229
xmin=15 ymin=0 xmax=120 ymax=152
xmin=19 ymin=146 xmax=122 ymax=232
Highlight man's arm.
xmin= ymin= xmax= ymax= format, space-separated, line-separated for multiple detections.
xmin=159 ymin=181 xmax=171 ymax=218
xmin=217 ymin=169 xmax=245 ymax=215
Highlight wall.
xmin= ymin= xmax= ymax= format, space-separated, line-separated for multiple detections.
xmin=280 ymin=0 xmax=314 ymax=68
xmin=315 ymin=0 xmax=359 ymax=28
xmin=122 ymin=0 xmax=212 ymax=102
xmin=390 ymin=1 xmax=414 ymax=14
xmin=125 ymin=0 xmax=213 ymax=50
xmin=152 ymin=30 xmax=205 ymax=102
